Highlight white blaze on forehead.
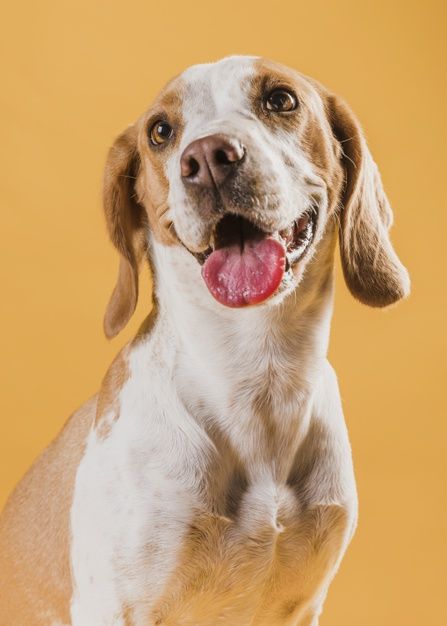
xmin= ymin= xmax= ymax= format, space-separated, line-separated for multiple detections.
xmin=179 ymin=55 xmax=258 ymax=145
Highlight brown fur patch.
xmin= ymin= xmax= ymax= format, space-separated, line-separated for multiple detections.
xmin=280 ymin=598 xmax=302 ymax=618
xmin=136 ymin=82 xmax=185 ymax=246
xmin=96 ymin=303 xmax=160 ymax=439
xmin=326 ymin=93 xmax=410 ymax=306
xmin=103 ymin=79 xmax=185 ymax=337
xmin=0 ymin=397 xmax=96 ymax=626
xmin=250 ymin=58 xmax=315 ymax=135
xmin=103 ymin=125 xmax=149 ymax=338
xmin=95 ymin=347 xmax=130 ymax=439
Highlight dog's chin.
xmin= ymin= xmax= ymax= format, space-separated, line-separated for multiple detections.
xmin=181 ymin=208 xmax=318 ymax=308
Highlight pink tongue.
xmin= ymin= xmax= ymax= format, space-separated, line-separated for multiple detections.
xmin=202 ymin=237 xmax=286 ymax=307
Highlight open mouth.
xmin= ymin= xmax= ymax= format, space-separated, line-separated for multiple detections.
xmin=191 ymin=209 xmax=317 ymax=308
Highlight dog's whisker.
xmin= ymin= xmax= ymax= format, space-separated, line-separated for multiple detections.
xmin=340 ymin=144 xmax=357 ymax=169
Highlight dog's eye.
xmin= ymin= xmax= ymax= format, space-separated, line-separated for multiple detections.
xmin=149 ymin=120 xmax=174 ymax=146
xmin=265 ymin=89 xmax=298 ymax=113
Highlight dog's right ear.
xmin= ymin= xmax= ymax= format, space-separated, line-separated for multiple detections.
xmin=103 ymin=126 xmax=148 ymax=339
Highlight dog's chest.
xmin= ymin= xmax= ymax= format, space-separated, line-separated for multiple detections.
xmin=147 ymin=477 xmax=348 ymax=626
xmin=71 ymin=334 xmax=354 ymax=625
xmin=73 ymin=411 xmax=350 ymax=626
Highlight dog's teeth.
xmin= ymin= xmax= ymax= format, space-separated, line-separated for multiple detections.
xmin=295 ymin=215 xmax=310 ymax=234
xmin=279 ymin=227 xmax=292 ymax=243
xmin=271 ymin=231 xmax=284 ymax=245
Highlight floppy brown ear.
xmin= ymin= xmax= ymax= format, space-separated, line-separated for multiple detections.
xmin=103 ymin=125 xmax=148 ymax=338
xmin=327 ymin=94 xmax=410 ymax=307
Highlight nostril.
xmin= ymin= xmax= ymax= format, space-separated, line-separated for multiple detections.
xmin=188 ymin=157 xmax=200 ymax=177
xmin=182 ymin=155 xmax=200 ymax=178
xmin=215 ymin=149 xmax=233 ymax=166
xmin=214 ymin=145 xmax=245 ymax=166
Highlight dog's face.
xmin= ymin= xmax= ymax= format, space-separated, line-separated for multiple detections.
xmin=102 ymin=56 xmax=410 ymax=337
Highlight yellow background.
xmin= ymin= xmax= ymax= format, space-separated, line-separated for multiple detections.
xmin=1 ymin=1 xmax=446 ymax=624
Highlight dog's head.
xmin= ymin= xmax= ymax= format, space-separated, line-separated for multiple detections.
xmin=102 ymin=56 xmax=410 ymax=338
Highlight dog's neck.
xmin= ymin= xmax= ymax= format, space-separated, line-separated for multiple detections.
xmin=153 ymin=240 xmax=334 ymax=373
xmin=150 ymin=239 xmax=335 ymax=440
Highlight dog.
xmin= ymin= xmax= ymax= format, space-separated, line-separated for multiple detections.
xmin=0 ymin=55 xmax=409 ymax=626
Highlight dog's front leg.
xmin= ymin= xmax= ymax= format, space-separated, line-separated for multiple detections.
xmin=69 ymin=419 xmax=197 ymax=626
xmin=68 ymin=428 xmax=126 ymax=626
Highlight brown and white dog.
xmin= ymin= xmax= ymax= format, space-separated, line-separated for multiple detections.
xmin=0 ymin=56 xmax=409 ymax=626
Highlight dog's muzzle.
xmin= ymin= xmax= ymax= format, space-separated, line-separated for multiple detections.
xmin=179 ymin=134 xmax=317 ymax=308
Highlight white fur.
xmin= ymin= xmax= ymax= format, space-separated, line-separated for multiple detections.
xmin=70 ymin=57 xmax=358 ymax=625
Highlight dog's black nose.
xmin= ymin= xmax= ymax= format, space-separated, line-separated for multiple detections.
xmin=180 ymin=135 xmax=245 ymax=188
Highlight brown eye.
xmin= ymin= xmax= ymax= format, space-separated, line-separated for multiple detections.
xmin=149 ymin=120 xmax=173 ymax=145
xmin=265 ymin=89 xmax=297 ymax=112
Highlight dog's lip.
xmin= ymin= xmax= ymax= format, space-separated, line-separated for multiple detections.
xmin=187 ymin=208 xmax=317 ymax=269
xmin=279 ymin=208 xmax=317 ymax=269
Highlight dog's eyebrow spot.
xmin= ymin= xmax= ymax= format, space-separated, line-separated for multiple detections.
xmin=154 ymin=80 xmax=185 ymax=111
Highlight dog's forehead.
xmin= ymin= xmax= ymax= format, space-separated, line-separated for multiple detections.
xmin=147 ymin=57 xmax=323 ymax=131
xmin=181 ymin=56 xmax=256 ymax=102
xmin=180 ymin=55 xmax=257 ymax=114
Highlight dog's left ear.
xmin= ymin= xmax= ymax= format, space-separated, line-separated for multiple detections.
xmin=327 ymin=94 xmax=410 ymax=307
xmin=103 ymin=125 xmax=148 ymax=338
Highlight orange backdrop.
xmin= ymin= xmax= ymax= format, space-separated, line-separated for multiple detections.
xmin=1 ymin=1 xmax=446 ymax=624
